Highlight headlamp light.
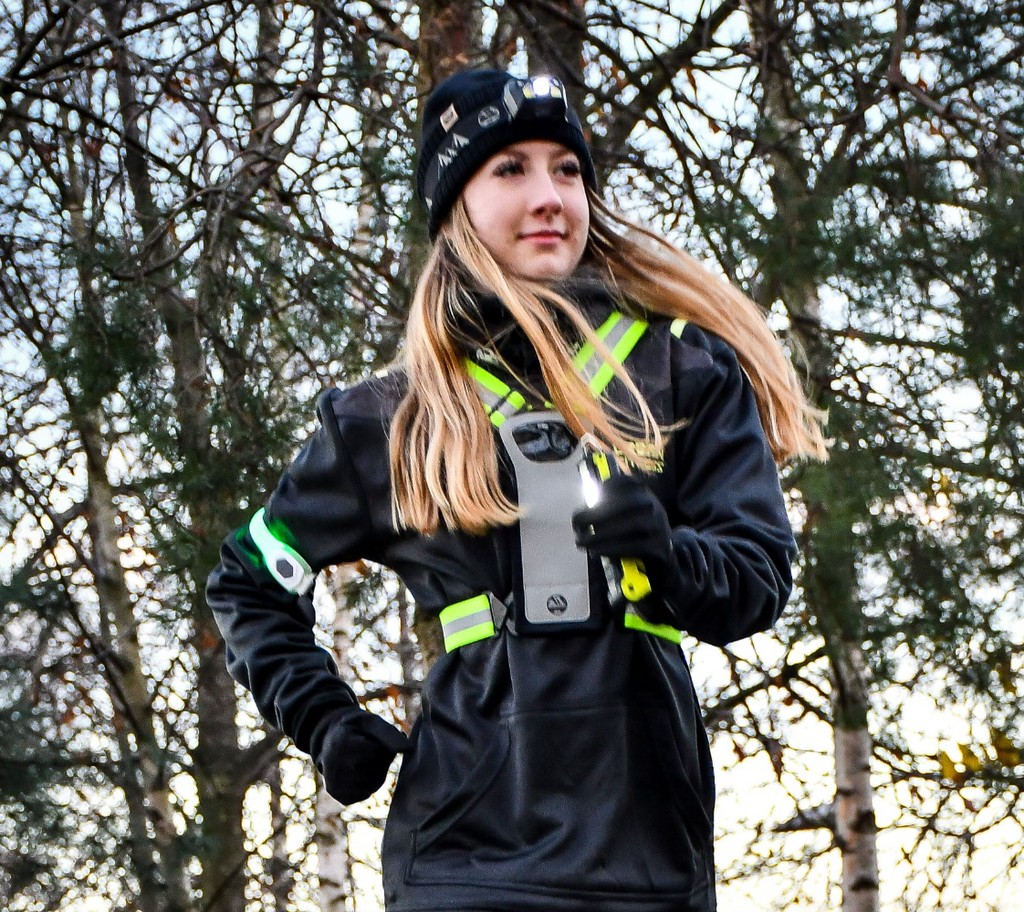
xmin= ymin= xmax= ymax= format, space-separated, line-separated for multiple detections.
xmin=503 ymin=75 xmax=569 ymax=122
xmin=524 ymin=76 xmax=560 ymax=99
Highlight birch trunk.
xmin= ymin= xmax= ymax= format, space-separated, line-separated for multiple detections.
xmin=60 ymin=90 xmax=190 ymax=911
xmin=397 ymin=583 xmax=421 ymax=724
xmin=309 ymin=35 xmax=399 ymax=905
xmin=834 ymin=644 xmax=880 ymax=912
xmin=743 ymin=2 xmax=880 ymax=906
xmin=79 ymin=410 xmax=190 ymax=912
xmin=317 ymin=565 xmax=359 ymax=911
xmin=101 ymin=3 xmax=254 ymax=906
xmin=317 ymin=790 xmax=353 ymax=912
xmin=266 ymin=758 xmax=294 ymax=911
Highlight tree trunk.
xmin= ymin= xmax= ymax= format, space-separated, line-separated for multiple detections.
xmin=411 ymin=0 xmax=485 ymax=675
xmin=316 ymin=790 xmax=353 ymax=912
xmin=834 ymin=642 xmax=880 ymax=912
xmin=317 ymin=565 xmax=359 ymax=911
xmin=101 ymin=3 xmax=252 ymax=907
xmin=60 ymin=96 xmax=190 ymax=911
xmin=266 ymin=758 xmax=295 ymax=911
xmin=80 ymin=410 xmax=190 ymax=912
xmin=397 ymin=584 xmax=421 ymax=724
xmin=743 ymin=1 xmax=880 ymax=907
xmin=514 ymin=0 xmax=587 ymax=105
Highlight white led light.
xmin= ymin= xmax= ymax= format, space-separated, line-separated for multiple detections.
xmin=579 ymin=462 xmax=601 ymax=508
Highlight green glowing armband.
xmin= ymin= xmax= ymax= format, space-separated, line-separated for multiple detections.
xmin=248 ymin=508 xmax=316 ymax=595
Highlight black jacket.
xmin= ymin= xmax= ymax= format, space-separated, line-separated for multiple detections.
xmin=207 ymin=289 xmax=796 ymax=912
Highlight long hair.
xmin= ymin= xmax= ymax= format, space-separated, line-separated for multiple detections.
xmin=390 ymin=193 xmax=826 ymax=535
xmin=585 ymin=194 xmax=827 ymax=464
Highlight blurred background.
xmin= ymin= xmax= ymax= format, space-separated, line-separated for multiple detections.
xmin=1 ymin=1 xmax=1022 ymax=910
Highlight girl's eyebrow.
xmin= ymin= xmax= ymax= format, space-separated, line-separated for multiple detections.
xmin=497 ymin=147 xmax=578 ymax=161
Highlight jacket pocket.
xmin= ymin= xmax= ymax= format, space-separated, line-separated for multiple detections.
xmin=411 ymin=724 xmax=512 ymax=856
xmin=406 ymin=704 xmax=711 ymax=895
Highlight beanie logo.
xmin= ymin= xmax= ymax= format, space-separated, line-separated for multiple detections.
xmin=478 ymin=105 xmax=501 ymax=128
xmin=440 ymin=104 xmax=459 ymax=132
xmin=437 ymin=133 xmax=470 ymax=171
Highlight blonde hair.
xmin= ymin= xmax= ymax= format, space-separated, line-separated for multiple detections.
xmin=390 ymin=193 xmax=826 ymax=535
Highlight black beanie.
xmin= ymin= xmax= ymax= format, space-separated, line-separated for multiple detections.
xmin=416 ymin=70 xmax=597 ymax=238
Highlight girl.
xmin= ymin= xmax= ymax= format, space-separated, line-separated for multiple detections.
xmin=208 ymin=69 xmax=825 ymax=912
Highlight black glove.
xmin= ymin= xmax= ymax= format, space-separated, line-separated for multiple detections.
xmin=572 ymin=472 xmax=686 ymax=626
xmin=309 ymin=706 xmax=410 ymax=805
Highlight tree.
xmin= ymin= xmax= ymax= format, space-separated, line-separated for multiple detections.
xmin=3 ymin=2 xmax=1022 ymax=910
xmin=1 ymin=1 xmax=413 ymax=908
xmin=571 ymin=2 xmax=1024 ymax=908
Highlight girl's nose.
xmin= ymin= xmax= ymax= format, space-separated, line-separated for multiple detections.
xmin=528 ymin=172 xmax=564 ymax=216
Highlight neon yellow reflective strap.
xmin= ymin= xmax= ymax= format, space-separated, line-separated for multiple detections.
xmin=615 ymin=318 xmax=649 ymax=362
xmin=465 ymin=359 xmax=510 ymax=397
xmin=467 ymin=312 xmax=650 ymax=424
xmin=586 ymin=317 xmax=649 ymax=398
xmin=465 ymin=360 xmax=528 ymax=427
xmin=670 ymin=318 xmax=687 ymax=338
xmin=624 ymin=609 xmax=683 ymax=645
xmin=439 ymin=593 xmax=683 ymax=649
xmin=573 ymin=311 xmax=649 ymax=397
xmin=248 ymin=508 xmax=316 ymax=594
xmin=439 ymin=593 xmax=496 ymax=652
xmin=572 ymin=311 xmax=620 ymax=374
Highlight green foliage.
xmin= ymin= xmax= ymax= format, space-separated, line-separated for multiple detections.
xmin=2 ymin=0 xmax=1023 ymax=909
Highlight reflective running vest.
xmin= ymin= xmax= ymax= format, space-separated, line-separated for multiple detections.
xmin=438 ymin=314 xmax=689 ymax=652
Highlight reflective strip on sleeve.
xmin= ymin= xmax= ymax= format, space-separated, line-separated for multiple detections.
xmin=670 ymin=318 xmax=687 ymax=338
xmin=623 ymin=606 xmax=683 ymax=645
xmin=438 ymin=593 xmax=496 ymax=652
xmin=248 ymin=508 xmax=317 ymax=595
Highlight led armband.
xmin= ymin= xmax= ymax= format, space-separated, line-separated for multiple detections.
xmin=248 ymin=508 xmax=316 ymax=595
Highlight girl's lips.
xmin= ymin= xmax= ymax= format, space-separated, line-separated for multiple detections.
xmin=521 ymin=231 xmax=564 ymax=241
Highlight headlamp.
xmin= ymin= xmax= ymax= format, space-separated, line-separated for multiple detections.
xmin=419 ymin=71 xmax=593 ymax=230
xmin=524 ymin=76 xmax=558 ymax=98
xmin=502 ymin=75 xmax=569 ymax=122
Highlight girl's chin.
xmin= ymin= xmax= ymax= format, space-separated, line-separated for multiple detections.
xmin=510 ymin=256 xmax=582 ymax=283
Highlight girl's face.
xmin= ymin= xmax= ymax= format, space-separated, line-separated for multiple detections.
xmin=460 ymin=140 xmax=590 ymax=283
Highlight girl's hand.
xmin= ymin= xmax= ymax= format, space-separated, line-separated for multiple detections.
xmin=311 ymin=707 xmax=410 ymax=805
xmin=572 ymin=473 xmax=685 ymax=625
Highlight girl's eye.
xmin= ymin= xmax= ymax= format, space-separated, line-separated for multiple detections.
xmin=556 ymin=159 xmax=581 ymax=177
xmin=494 ymin=159 xmax=525 ymax=177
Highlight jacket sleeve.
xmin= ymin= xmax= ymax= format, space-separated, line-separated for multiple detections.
xmin=205 ymin=388 xmax=376 ymax=754
xmin=667 ymin=326 xmax=796 ymax=646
